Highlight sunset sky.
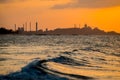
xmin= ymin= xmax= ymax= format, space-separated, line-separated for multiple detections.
xmin=0 ymin=0 xmax=120 ymax=32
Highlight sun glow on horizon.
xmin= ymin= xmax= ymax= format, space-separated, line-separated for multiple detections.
xmin=0 ymin=0 xmax=120 ymax=32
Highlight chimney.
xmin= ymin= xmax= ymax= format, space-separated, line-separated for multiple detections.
xmin=74 ymin=24 xmax=77 ymax=28
xmin=30 ymin=22 xmax=31 ymax=32
xmin=36 ymin=22 xmax=38 ymax=32
xmin=79 ymin=24 xmax=81 ymax=28
xmin=25 ymin=22 xmax=27 ymax=31
xmin=23 ymin=24 xmax=25 ymax=31
xmin=14 ymin=24 xmax=16 ymax=31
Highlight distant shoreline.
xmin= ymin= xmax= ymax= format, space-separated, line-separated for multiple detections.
xmin=0 ymin=26 xmax=120 ymax=35
xmin=0 ymin=34 xmax=120 ymax=36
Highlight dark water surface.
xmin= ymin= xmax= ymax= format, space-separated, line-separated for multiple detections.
xmin=0 ymin=35 xmax=120 ymax=80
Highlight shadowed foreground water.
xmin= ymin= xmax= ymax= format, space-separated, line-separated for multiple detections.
xmin=0 ymin=35 xmax=120 ymax=80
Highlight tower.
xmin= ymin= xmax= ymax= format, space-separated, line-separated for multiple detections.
xmin=36 ymin=22 xmax=38 ymax=32
xmin=23 ymin=24 xmax=24 ymax=28
xmin=23 ymin=24 xmax=24 ymax=31
xmin=46 ymin=28 xmax=48 ymax=32
xmin=25 ymin=22 xmax=27 ymax=31
xmin=30 ymin=22 xmax=31 ymax=32
xmin=79 ymin=24 xmax=81 ymax=28
xmin=14 ymin=24 xmax=16 ymax=31
xmin=74 ymin=24 xmax=77 ymax=28
xmin=22 ymin=24 xmax=25 ymax=31
xmin=84 ymin=24 xmax=88 ymax=27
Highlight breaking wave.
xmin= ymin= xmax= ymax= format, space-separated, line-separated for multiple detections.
xmin=0 ymin=56 xmax=93 ymax=80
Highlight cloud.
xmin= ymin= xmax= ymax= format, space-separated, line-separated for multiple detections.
xmin=52 ymin=0 xmax=120 ymax=9
xmin=0 ymin=0 xmax=56 ymax=4
xmin=0 ymin=0 xmax=11 ymax=3
xmin=0 ymin=0 xmax=27 ymax=3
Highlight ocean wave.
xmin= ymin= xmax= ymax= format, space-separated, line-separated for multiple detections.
xmin=0 ymin=56 xmax=93 ymax=80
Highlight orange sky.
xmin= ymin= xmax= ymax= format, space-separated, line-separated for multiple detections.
xmin=0 ymin=0 xmax=120 ymax=32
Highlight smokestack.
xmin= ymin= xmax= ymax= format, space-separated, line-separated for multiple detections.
xmin=79 ymin=24 xmax=81 ymax=28
xmin=25 ymin=22 xmax=27 ymax=31
xmin=36 ymin=22 xmax=38 ymax=32
xmin=74 ymin=24 xmax=77 ymax=28
xmin=23 ymin=24 xmax=25 ymax=31
xmin=84 ymin=24 xmax=88 ymax=27
xmin=14 ymin=24 xmax=16 ymax=31
xmin=30 ymin=22 xmax=31 ymax=32
xmin=23 ymin=24 xmax=24 ymax=27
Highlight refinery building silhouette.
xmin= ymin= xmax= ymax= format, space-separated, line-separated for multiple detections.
xmin=16 ymin=21 xmax=42 ymax=34
xmin=0 ymin=22 xmax=120 ymax=35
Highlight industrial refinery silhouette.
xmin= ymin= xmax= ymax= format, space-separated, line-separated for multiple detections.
xmin=0 ymin=22 xmax=120 ymax=35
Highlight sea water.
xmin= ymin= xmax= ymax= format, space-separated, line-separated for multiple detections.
xmin=0 ymin=35 xmax=120 ymax=80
